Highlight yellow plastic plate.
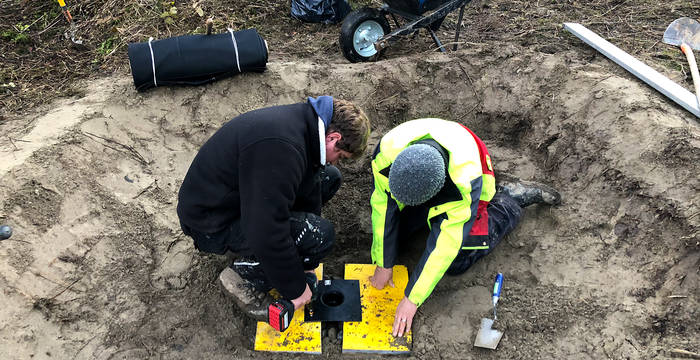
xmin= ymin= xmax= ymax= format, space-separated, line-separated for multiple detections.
xmin=342 ymin=264 xmax=412 ymax=354
xmin=254 ymin=265 xmax=323 ymax=353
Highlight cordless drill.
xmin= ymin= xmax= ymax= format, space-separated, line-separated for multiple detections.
xmin=268 ymin=272 xmax=318 ymax=332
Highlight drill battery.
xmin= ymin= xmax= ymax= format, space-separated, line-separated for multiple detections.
xmin=268 ymin=299 xmax=294 ymax=332
xmin=267 ymin=272 xmax=318 ymax=332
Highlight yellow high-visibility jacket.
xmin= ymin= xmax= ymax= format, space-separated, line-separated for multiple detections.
xmin=370 ymin=119 xmax=496 ymax=306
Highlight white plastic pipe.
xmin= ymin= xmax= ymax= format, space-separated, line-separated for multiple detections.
xmin=564 ymin=22 xmax=700 ymax=119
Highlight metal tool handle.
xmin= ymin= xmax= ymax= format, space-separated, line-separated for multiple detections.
xmin=492 ymin=273 xmax=503 ymax=306
xmin=681 ymin=43 xmax=700 ymax=107
xmin=57 ymin=0 xmax=73 ymax=23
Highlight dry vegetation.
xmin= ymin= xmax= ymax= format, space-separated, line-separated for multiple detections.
xmin=1 ymin=1 xmax=698 ymax=117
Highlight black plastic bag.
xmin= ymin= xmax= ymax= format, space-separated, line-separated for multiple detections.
xmin=291 ymin=0 xmax=351 ymax=24
xmin=127 ymin=29 xmax=268 ymax=92
xmin=384 ymin=0 xmax=452 ymax=15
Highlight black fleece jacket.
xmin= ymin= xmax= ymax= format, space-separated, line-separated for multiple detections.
xmin=177 ymin=103 xmax=322 ymax=299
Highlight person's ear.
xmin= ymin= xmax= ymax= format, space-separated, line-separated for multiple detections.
xmin=326 ymin=131 xmax=342 ymax=143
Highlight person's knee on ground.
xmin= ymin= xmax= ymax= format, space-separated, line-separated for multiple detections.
xmin=223 ymin=211 xmax=333 ymax=285
xmin=290 ymin=212 xmax=335 ymax=270
xmin=496 ymin=174 xmax=561 ymax=208
xmin=445 ymin=192 xmax=524 ymax=275
xmin=221 ymin=209 xmax=333 ymax=271
xmin=445 ymin=248 xmax=488 ymax=276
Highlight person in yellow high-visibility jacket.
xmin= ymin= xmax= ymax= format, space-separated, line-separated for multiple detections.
xmin=369 ymin=118 xmax=561 ymax=337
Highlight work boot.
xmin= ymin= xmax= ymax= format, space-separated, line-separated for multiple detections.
xmin=496 ymin=176 xmax=561 ymax=208
xmin=218 ymin=267 xmax=275 ymax=322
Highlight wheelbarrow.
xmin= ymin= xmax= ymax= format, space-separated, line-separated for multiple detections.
xmin=339 ymin=0 xmax=473 ymax=62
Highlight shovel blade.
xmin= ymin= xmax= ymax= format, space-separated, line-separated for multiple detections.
xmin=474 ymin=318 xmax=503 ymax=350
xmin=663 ymin=17 xmax=700 ymax=50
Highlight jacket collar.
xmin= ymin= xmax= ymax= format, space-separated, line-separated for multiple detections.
xmin=308 ymin=96 xmax=334 ymax=165
xmin=317 ymin=117 xmax=326 ymax=165
xmin=307 ymin=96 xmax=333 ymax=129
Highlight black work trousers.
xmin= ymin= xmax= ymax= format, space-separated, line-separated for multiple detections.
xmin=181 ymin=165 xmax=341 ymax=274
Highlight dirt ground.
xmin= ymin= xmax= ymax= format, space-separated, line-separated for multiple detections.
xmin=1 ymin=1 xmax=699 ymax=360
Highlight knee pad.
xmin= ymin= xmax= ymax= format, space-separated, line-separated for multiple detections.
xmin=313 ymin=215 xmax=336 ymax=252
xmin=290 ymin=212 xmax=335 ymax=250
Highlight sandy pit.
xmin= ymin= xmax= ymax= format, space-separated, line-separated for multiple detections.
xmin=0 ymin=44 xmax=698 ymax=359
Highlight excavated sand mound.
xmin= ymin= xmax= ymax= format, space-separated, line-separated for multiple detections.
xmin=0 ymin=46 xmax=698 ymax=359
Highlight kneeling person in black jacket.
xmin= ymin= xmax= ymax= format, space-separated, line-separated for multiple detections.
xmin=177 ymin=96 xmax=370 ymax=320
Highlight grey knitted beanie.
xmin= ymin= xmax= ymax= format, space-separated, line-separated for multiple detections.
xmin=389 ymin=144 xmax=446 ymax=206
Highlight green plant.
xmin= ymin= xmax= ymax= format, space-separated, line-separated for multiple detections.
xmin=97 ymin=36 xmax=118 ymax=55
xmin=2 ymin=23 xmax=31 ymax=44
xmin=160 ymin=1 xmax=178 ymax=25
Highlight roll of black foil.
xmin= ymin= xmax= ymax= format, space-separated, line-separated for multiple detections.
xmin=127 ymin=29 xmax=268 ymax=92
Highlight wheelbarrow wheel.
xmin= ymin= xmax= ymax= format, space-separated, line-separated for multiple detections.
xmin=340 ymin=7 xmax=391 ymax=63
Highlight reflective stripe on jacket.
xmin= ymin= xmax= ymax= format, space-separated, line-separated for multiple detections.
xmin=370 ymin=118 xmax=496 ymax=306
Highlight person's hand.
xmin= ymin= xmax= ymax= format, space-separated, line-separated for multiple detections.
xmin=370 ymin=266 xmax=394 ymax=290
xmin=290 ymin=284 xmax=312 ymax=310
xmin=392 ymin=296 xmax=417 ymax=337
